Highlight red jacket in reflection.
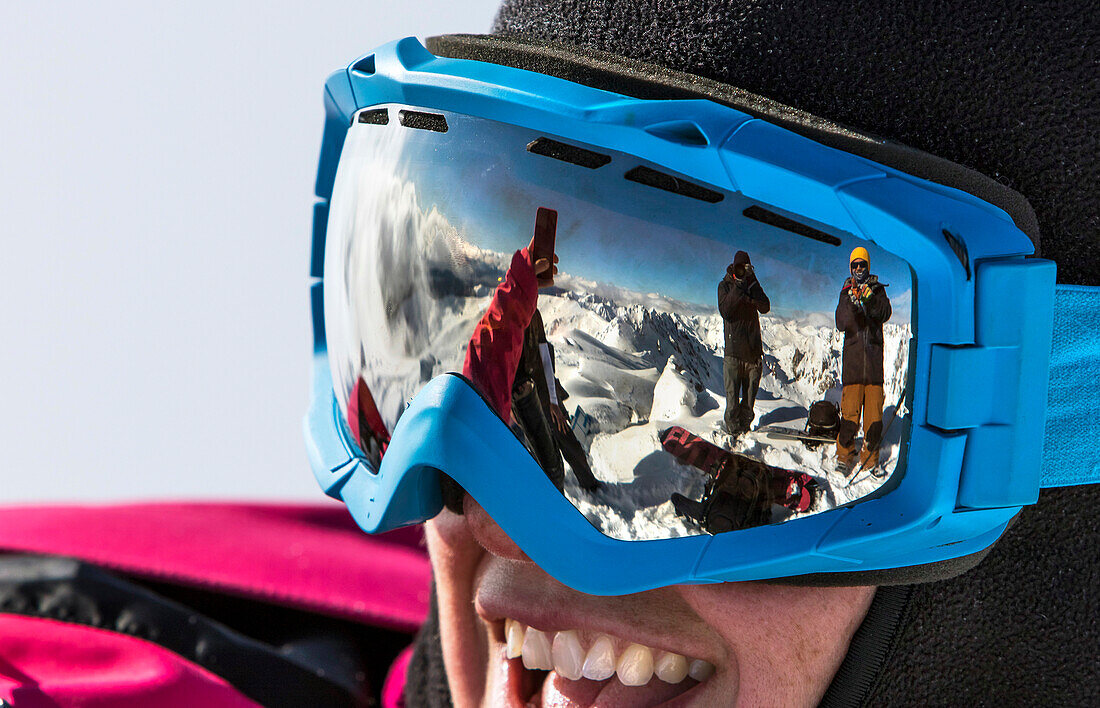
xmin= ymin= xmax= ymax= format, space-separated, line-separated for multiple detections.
xmin=348 ymin=376 xmax=390 ymax=464
xmin=462 ymin=246 xmax=539 ymax=424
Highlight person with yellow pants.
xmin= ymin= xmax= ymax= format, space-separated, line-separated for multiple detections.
xmin=834 ymin=247 xmax=892 ymax=475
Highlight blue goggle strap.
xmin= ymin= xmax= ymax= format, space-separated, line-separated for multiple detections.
xmin=1041 ymin=283 xmax=1100 ymax=487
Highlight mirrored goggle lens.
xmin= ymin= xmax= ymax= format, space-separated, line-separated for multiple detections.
xmin=324 ymin=104 xmax=914 ymax=541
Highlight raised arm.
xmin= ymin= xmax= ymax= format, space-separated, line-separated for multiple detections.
xmin=719 ymin=267 xmax=771 ymax=317
xmin=865 ymin=284 xmax=892 ymax=324
xmin=748 ymin=277 xmax=771 ymax=314
xmin=462 ymin=247 xmax=538 ymax=424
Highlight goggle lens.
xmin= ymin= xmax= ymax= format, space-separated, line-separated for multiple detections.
xmin=324 ymin=104 xmax=914 ymax=541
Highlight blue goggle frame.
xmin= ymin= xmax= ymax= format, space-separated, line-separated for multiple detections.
xmin=304 ymin=36 xmax=1073 ymax=594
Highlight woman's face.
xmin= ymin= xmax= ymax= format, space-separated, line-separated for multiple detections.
xmin=427 ymin=498 xmax=875 ymax=707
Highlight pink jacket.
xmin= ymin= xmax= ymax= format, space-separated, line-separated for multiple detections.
xmin=0 ymin=502 xmax=428 ymax=706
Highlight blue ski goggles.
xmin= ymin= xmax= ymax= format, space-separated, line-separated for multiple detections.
xmin=306 ymin=35 xmax=1100 ymax=594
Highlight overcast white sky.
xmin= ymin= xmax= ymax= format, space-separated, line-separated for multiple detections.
xmin=0 ymin=1 xmax=502 ymax=503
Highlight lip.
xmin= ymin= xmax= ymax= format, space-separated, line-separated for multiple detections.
xmin=474 ymin=566 xmax=725 ymax=672
xmin=478 ymin=602 xmax=719 ymax=670
xmin=485 ymin=617 xmax=715 ymax=708
xmin=495 ymin=652 xmax=711 ymax=708
xmin=458 ymin=505 xmax=732 ymax=706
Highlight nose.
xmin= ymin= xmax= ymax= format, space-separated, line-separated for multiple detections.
xmin=463 ymin=494 xmax=532 ymax=562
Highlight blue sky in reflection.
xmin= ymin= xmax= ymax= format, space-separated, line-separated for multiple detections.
xmin=394 ymin=110 xmax=913 ymax=322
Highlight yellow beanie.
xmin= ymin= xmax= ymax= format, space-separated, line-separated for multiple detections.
xmin=849 ymin=246 xmax=870 ymax=268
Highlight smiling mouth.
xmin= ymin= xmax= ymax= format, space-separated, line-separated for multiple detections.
xmin=494 ymin=617 xmax=714 ymax=707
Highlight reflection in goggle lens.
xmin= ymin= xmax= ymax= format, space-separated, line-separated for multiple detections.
xmin=324 ymin=105 xmax=913 ymax=541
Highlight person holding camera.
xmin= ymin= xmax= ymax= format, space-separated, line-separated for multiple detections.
xmin=718 ymin=250 xmax=771 ymax=435
xmin=835 ymin=246 xmax=892 ymax=475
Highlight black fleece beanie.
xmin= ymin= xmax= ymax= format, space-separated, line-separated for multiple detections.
xmin=407 ymin=2 xmax=1099 ymax=706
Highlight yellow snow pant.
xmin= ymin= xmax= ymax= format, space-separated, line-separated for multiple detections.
xmin=837 ymin=384 xmax=885 ymax=469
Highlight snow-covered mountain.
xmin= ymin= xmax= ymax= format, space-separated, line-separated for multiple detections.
xmin=533 ymin=284 xmax=911 ymax=540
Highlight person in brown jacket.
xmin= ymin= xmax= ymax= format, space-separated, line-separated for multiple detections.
xmin=717 ymin=250 xmax=770 ymax=434
xmin=835 ymin=246 xmax=892 ymax=474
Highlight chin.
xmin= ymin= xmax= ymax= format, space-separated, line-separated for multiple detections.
xmin=424 ymin=504 xmax=873 ymax=707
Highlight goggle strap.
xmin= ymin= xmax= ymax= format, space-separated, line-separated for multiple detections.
xmin=1041 ymin=283 xmax=1100 ymax=487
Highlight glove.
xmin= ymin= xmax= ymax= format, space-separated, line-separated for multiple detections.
xmin=848 ymin=282 xmax=871 ymax=305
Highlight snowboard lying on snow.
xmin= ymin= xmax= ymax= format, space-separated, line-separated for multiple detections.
xmin=756 ymin=424 xmax=837 ymax=445
xmin=659 ymin=426 xmax=819 ymax=534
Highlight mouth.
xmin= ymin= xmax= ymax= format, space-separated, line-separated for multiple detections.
xmin=488 ymin=616 xmax=716 ymax=707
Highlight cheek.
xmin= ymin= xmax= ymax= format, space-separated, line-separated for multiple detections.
xmin=425 ymin=511 xmax=491 ymax=706
xmin=678 ymin=583 xmax=874 ymax=706
xmin=427 ymin=507 xmax=483 ymax=576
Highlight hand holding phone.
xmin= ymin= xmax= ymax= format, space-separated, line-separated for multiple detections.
xmin=532 ymin=207 xmax=558 ymax=287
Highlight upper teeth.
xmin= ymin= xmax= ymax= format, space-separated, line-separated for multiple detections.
xmin=504 ymin=618 xmax=714 ymax=686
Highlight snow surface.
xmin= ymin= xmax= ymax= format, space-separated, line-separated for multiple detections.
xmin=531 ymin=274 xmax=911 ymax=540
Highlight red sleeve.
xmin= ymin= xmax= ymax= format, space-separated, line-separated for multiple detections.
xmin=348 ymin=377 xmax=391 ymax=451
xmin=461 ymin=247 xmax=539 ymax=424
